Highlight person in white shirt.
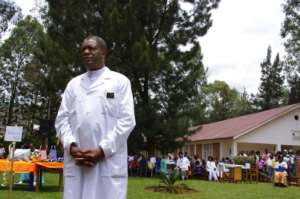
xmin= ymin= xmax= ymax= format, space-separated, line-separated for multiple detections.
xmin=176 ymin=152 xmax=190 ymax=180
xmin=148 ymin=156 xmax=156 ymax=176
xmin=266 ymin=154 xmax=275 ymax=178
xmin=55 ymin=36 xmax=136 ymax=199
xmin=206 ymin=156 xmax=218 ymax=181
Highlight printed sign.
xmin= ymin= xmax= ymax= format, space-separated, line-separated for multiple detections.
xmin=4 ymin=126 xmax=23 ymax=142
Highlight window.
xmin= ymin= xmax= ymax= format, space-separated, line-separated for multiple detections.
xmin=203 ymin=144 xmax=213 ymax=160
xmin=294 ymin=115 xmax=299 ymax=121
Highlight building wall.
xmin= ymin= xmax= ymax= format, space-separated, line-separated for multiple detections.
xmin=237 ymin=143 xmax=275 ymax=154
xmin=237 ymin=109 xmax=300 ymax=147
xmin=196 ymin=144 xmax=202 ymax=157
xmin=213 ymin=143 xmax=220 ymax=160
xmin=190 ymin=139 xmax=232 ymax=160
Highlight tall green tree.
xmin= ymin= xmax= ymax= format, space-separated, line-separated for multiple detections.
xmin=281 ymin=0 xmax=300 ymax=103
xmin=235 ymin=88 xmax=254 ymax=116
xmin=0 ymin=15 xmax=68 ymax=146
xmin=0 ymin=16 xmax=43 ymax=125
xmin=256 ymin=46 xmax=284 ymax=110
xmin=204 ymin=80 xmax=240 ymax=122
xmin=41 ymin=0 xmax=220 ymax=152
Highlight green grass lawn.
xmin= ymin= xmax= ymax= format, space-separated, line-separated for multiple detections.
xmin=0 ymin=174 xmax=299 ymax=199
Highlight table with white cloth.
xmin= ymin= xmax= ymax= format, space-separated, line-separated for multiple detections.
xmin=220 ymin=163 xmax=245 ymax=182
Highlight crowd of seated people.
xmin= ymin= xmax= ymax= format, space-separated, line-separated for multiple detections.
xmin=127 ymin=149 xmax=299 ymax=185
xmin=237 ymin=149 xmax=299 ymax=186
xmin=128 ymin=152 xmax=218 ymax=181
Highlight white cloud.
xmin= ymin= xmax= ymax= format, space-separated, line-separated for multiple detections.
xmin=14 ymin=0 xmax=35 ymax=15
xmin=200 ymin=0 xmax=285 ymax=94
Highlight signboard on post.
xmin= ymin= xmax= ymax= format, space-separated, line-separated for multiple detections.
xmin=4 ymin=126 xmax=23 ymax=199
xmin=4 ymin=126 xmax=23 ymax=142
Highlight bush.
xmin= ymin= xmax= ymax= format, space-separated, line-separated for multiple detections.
xmin=232 ymin=156 xmax=255 ymax=165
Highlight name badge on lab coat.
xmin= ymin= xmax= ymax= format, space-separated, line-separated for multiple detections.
xmin=106 ymin=92 xmax=114 ymax=99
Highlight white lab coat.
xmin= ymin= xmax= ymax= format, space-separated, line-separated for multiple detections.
xmin=55 ymin=67 xmax=136 ymax=199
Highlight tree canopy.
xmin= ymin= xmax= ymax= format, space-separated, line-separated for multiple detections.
xmin=0 ymin=0 xmax=21 ymax=38
xmin=40 ymin=0 xmax=220 ymax=152
xmin=256 ymin=46 xmax=284 ymax=110
xmin=281 ymin=0 xmax=300 ymax=103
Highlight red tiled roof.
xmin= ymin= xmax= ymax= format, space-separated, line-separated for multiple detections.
xmin=188 ymin=104 xmax=300 ymax=142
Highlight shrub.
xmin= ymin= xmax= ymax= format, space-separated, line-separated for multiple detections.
xmin=232 ymin=156 xmax=255 ymax=165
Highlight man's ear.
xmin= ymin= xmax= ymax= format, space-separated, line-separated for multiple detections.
xmin=101 ymin=47 xmax=107 ymax=56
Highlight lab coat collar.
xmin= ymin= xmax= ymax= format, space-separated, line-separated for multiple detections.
xmin=80 ymin=66 xmax=111 ymax=92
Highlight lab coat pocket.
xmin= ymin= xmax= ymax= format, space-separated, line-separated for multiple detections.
xmin=97 ymin=93 xmax=116 ymax=117
xmin=104 ymin=97 xmax=118 ymax=117
xmin=64 ymin=165 xmax=77 ymax=177
xmin=107 ymin=153 xmax=127 ymax=177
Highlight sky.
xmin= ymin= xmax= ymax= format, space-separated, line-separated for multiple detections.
xmin=199 ymin=0 xmax=286 ymax=94
xmin=13 ymin=0 xmax=286 ymax=94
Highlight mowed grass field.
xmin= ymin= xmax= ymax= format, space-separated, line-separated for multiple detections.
xmin=0 ymin=174 xmax=299 ymax=199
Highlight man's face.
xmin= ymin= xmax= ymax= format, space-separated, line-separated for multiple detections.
xmin=81 ymin=38 xmax=105 ymax=70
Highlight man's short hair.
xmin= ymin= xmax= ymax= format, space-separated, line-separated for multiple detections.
xmin=84 ymin=35 xmax=107 ymax=50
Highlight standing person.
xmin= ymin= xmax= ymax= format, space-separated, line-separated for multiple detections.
xmin=55 ymin=35 xmax=136 ymax=199
xmin=266 ymin=154 xmax=275 ymax=178
xmin=176 ymin=152 xmax=190 ymax=180
xmin=206 ymin=156 xmax=218 ymax=181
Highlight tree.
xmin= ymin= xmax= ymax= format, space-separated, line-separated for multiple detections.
xmin=0 ymin=15 xmax=69 ymax=147
xmin=41 ymin=0 xmax=220 ymax=152
xmin=0 ymin=16 xmax=44 ymax=125
xmin=0 ymin=0 xmax=21 ymax=38
xmin=256 ymin=46 xmax=284 ymax=110
xmin=281 ymin=0 xmax=300 ymax=103
xmin=204 ymin=80 xmax=240 ymax=122
xmin=235 ymin=88 xmax=254 ymax=116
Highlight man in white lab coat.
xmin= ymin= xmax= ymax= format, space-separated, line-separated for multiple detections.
xmin=55 ymin=35 xmax=136 ymax=199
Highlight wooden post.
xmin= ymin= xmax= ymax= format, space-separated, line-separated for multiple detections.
xmin=8 ymin=142 xmax=16 ymax=199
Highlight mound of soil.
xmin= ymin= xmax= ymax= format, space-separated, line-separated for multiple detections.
xmin=144 ymin=184 xmax=199 ymax=195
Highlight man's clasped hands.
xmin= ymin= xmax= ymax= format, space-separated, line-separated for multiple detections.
xmin=70 ymin=143 xmax=105 ymax=167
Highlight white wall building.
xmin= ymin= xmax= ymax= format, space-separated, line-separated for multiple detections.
xmin=184 ymin=104 xmax=300 ymax=160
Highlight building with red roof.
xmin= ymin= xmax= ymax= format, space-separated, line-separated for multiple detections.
xmin=184 ymin=104 xmax=300 ymax=160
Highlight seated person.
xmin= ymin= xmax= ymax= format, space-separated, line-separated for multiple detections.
xmin=14 ymin=148 xmax=31 ymax=184
xmin=0 ymin=144 xmax=5 ymax=159
xmin=274 ymin=155 xmax=288 ymax=187
xmin=206 ymin=156 xmax=218 ymax=181
xmin=14 ymin=149 xmax=31 ymax=161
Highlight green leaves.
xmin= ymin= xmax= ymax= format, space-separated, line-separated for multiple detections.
xmin=0 ymin=0 xmax=22 ymax=37
xmin=39 ymin=0 xmax=221 ymax=152
xmin=159 ymin=170 xmax=182 ymax=193
xmin=281 ymin=0 xmax=300 ymax=103
xmin=257 ymin=46 xmax=284 ymax=110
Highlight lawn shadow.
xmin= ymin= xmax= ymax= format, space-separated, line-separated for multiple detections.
xmin=0 ymin=184 xmax=61 ymax=193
